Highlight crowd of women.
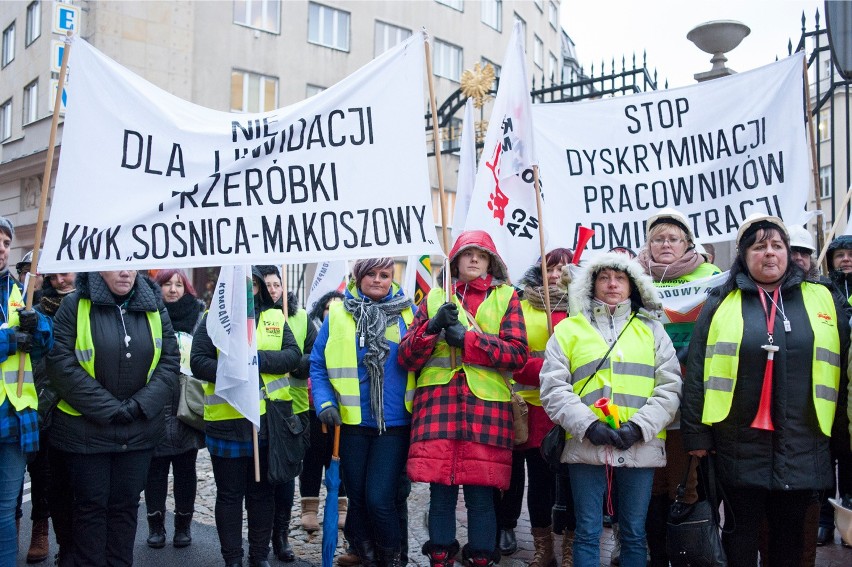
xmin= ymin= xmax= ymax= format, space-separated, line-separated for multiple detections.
xmin=1 ymin=205 xmax=851 ymax=567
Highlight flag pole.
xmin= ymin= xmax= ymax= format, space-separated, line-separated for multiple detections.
xmin=817 ymin=183 xmax=852 ymax=267
xmin=532 ymin=166 xmax=553 ymax=335
xmin=17 ymin=30 xmax=72 ymax=397
xmin=280 ymin=265 xmax=289 ymax=320
xmin=424 ymin=31 xmax=457 ymax=367
xmin=802 ymin=56 xmax=826 ymax=270
xmin=252 ymin=426 xmax=261 ymax=482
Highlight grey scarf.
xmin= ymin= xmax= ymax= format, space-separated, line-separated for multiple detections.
xmin=343 ymin=292 xmax=412 ymax=432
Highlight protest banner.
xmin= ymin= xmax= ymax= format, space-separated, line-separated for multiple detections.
xmin=452 ymin=98 xmax=477 ymax=242
xmin=39 ymin=33 xmax=442 ymax=272
xmin=305 ymin=260 xmax=348 ymax=315
xmin=529 ymin=52 xmax=811 ymax=259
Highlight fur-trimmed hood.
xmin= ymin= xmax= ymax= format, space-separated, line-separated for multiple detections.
xmin=567 ymin=252 xmax=661 ymax=315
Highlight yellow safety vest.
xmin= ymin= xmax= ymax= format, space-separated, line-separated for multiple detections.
xmin=417 ymin=285 xmax=515 ymax=402
xmin=0 ymin=285 xmax=36 ymax=412
xmin=286 ymin=310 xmax=310 ymax=415
xmin=58 ymin=299 xmax=162 ymax=416
xmin=516 ymin=301 xmax=550 ymax=406
xmin=554 ymin=313 xmax=664 ymax=439
xmin=323 ymin=290 xmax=415 ymax=424
xmin=702 ymin=284 xmax=840 ymax=436
xmin=203 ymin=308 xmax=285 ymax=422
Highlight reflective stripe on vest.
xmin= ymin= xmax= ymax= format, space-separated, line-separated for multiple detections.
xmin=287 ymin=310 xmax=310 ymax=414
xmin=324 ymin=296 xmax=414 ymax=424
xmin=517 ymin=300 xmax=550 ymax=406
xmin=702 ymin=284 xmax=840 ymax=435
xmin=417 ymin=285 xmax=515 ymax=402
xmin=554 ymin=313 xmax=663 ymax=440
xmin=58 ymin=298 xmax=161 ymax=416
xmin=0 ymin=284 xmax=36 ymax=412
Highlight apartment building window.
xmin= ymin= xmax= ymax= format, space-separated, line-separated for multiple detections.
xmin=308 ymin=2 xmax=350 ymax=51
xmin=817 ymin=108 xmax=830 ymax=142
xmin=548 ymin=1 xmax=558 ymax=29
xmin=23 ymin=80 xmax=38 ymax=124
xmin=481 ymin=57 xmax=500 ymax=78
xmin=534 ymin=35 xmax=543 ymax=69
xmin=230 ymin=71 xmax=278 ymax=113
xmin=533 ymin=0 xmax=543 ymax=11
xmin=514 ymin=13 xmax=526 ymax=47
xmin=433 ymin=39 xmax=462 ymax=82
xmin=2 ymin=22 xmax=15 ymax=67
xmin=0 ymin=99 xmax=11 ymax=141
xmin=436 ymin=0 xmax=463 ymax=11
xmin=819 ymin=165 xmax=831 ymax=199
xmin=306 ymin=84 xmax=325 ymax=98
xmin=233 ymin=0 xmax=281 ymax=33
xmin=481 ymin=0 xmax=501 ymax=32
xmin=25 ymin=2 xmax=40 ymax=46
xmin=548 ymin=52 xmax=558 ymax=81
xmin=374 ymin=21 xmax=411 ymax=56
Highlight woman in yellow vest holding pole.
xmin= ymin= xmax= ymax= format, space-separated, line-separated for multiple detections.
xmin=310 ymin=257 xmax=414 ymax=567
xmin=540 ymin=253 xmax=680 ymax=567
xmin=190 ymin=267 xmax=303 ymax=567
xmin=682 ymin=214 xmax=851 ymax=566
xmin=47 ymin=270 xmax=180 ymax=566
xmin=399 ymin=230 xmax=528 ymax=567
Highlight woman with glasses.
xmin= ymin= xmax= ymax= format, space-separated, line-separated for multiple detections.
xmin=636 ymin=208 xmax=720 ymax=567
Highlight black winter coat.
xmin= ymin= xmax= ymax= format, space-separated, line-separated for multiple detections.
xmin=47 ymin=273 xmax=180 ymax=454
xmin=682 ymin=270 xmax=850 ymax=490
xmin=190 ymin=281 xmax=302 ymax=444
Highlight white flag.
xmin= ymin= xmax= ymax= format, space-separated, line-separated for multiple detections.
xmin=463 ymin=21 xmax=541 ymax=283
xmin=207 ymin=265 xmax=261 ymax=429
xmin=305 ymin=260 xmax=348 ymax=316
xmin=452 ymin=98 xmax=477 ymax=240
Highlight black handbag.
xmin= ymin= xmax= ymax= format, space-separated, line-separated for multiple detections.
xmin=666 ymin=456 xmax=727 ymax=567
xmin=540 ymin=424 xmax=565 ymax=467
xmin=266 ymin=399 xmax=310 ymax=485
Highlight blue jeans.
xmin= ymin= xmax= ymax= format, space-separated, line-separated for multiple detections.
xmin=569 ymin=464 xmax=654 ymax=567
xmin=429 ymin=483 xmax=495 ymax=553
xmin=0 ymin=442 xmax=26 ymax=567
xmin=338 ymin=426 xmax=409 ymax=549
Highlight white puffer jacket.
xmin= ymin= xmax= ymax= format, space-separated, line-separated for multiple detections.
xmin=540 ymin=253 xmax=681 ymax=468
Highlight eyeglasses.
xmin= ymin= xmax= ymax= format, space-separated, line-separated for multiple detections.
xmin=649 ymin=237 xmax=685 ymax=246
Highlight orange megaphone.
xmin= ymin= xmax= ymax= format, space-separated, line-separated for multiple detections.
xmin=572 ymin=226 xmax=595 ymax=265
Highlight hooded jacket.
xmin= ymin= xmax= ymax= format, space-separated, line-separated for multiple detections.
xmin=47 ymin=273 xmax=181 ymax=454
xmin=540 ymin=253 xmax=681 ymax=468
xmin=827 ymin=235 xmax=852 ymax=300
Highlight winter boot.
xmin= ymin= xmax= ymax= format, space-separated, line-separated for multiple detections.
xmin=272 ymin=503 xmax=294 ymax=561
xmin=173 ymin=512 xmax=193 ymax=548
xmin=338 ymin=497 xmax=349 ymax=530
xmin=422 ymin=540 xmax=460 ymax=567
xmin=301 ymin=497 xmax=320 ymax=533
xmin=337 ymin=541 xmax=362 ymax=567
xmin=378 ymin=546 xmax=404 ymax=567
xmin=561 ymin=532 xmax=574 ymax=567
xmin=355 ymin=540 xmax=379 ymax=567
xmin=461 ymin=545 xmax=499 ymax=567
xmin=146 ymin=511 xmax=166 ymax=549
xmin=398 ymin=498 xmax=409 ymax=565
xmin=609 ymin=523 xmax=621 ymax=566
xmin=529 ymin=526 xmax=556 ymax=567
xmin=26 ymin=518 xmax=49 ymax=563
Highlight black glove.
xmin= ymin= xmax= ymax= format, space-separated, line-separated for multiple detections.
xmin=585 ymin=421 xmax=621 ymax=446
xmin=111 ymin=398 xmax=141 ymax=425
xmin=318 ymin=406 xmax=342 ymax=427
xmin=444 ymin=322 xmax=467 ymax=348
xmin=17 ymin=309 xmax=38 ymax=334
xmin=614 ymin=422 xmax=643 ymax=451
xmin=426 ymin=302 xmax=459 ymax=335
xmin=14 ymin=331 xmax=33 ymax=353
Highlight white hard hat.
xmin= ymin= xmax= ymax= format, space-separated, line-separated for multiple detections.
xmin=830 ymin=499 xmax=852 ymax=545
xmin=736 ymin=213 xmax=788 ymax=249
xmin=694 ymin=243 xmax=711 ymax=262
xmin=787 ymin=225 xmax=815 ymax=253
xmin=647 ymin=208 xmax=694 ymax=242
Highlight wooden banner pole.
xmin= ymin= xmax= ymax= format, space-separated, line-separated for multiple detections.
xmin=532 ymin=166 xmax=553 ymax=335
xmin=17 ymin=31 xmax=73 ymax=397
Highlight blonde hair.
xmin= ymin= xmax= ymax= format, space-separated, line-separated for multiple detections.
xmin=647 ymin=222 xmax=690 ymax=244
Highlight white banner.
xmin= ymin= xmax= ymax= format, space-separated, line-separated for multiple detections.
xmin=529 ymin=53 xmax=810 ymax=258
xmin=451 ymin=98 xmax=477 ymax=242
xmin=304 ymin=260 xmax=348 ymax=316
xmin=40 ymin=34 xmax=442 ymax=272
xmin=654 ymin=272 xmax=728 ymax=325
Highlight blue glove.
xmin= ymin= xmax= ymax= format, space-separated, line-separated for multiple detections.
xmin=585 ymin=421 xmax=621 ymax=446
xmin=318 ymin=406 xmax=342 ymax=427
xmin=444 ymin=322 xmax=467 ymax=347
xmin=614 ymin=422 xmax=643 ymax=451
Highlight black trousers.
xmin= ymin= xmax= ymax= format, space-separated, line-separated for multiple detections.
xmin=211 ymin=450 xmax=274 ymax=563
xmin=48 ymin=446 xmax=74 ymax=560
xmin=722 ymin=486 xmax=820 ymax=567
xmin=67 ymin=449 xmax=153 ymax=567
xmin=144 ymin=449 xmax=199 ymax=515
xmin=26 ymin=439 xmax=51 ymax=521
xmin=496 ymin=448 xmax=555 ymax=529
xmin=298 ymin=409 xmax=346 ymax=498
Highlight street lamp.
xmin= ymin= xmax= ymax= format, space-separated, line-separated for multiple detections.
xmin=825 ymin=1 xmax=852 ymax=80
